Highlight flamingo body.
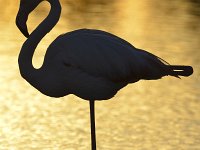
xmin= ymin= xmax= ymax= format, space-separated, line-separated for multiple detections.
xmin=15 ymin=0 xmax=193 ymax=100
xmin=16 ymin=0 xmax=193 ymax=149
xmin=37 ymin=28 xmax=173 ymax=99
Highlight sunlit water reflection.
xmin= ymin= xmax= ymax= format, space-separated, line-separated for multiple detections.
xmin=0 ymin=0 xmax=200 ymax=149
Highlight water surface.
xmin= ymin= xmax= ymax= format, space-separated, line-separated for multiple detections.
xmin=0 ymin=0 xmax=200 ymax=149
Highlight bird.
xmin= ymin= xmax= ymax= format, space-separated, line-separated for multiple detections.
xmin=16 ymin=0 xmax=193 ymax=149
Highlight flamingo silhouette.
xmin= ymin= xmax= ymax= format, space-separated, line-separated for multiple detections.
xmin=16 ymin=0 xmax=193 ymax=149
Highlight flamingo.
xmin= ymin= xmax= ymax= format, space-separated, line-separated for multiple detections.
xmin=16 ymin=0 xmax=193 ymax=149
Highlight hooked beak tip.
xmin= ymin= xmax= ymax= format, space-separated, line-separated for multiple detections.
xmin=16 ymin=12 xmax=30 ymax=38
xmin=23 ymin=31 xmax=30 ymax=38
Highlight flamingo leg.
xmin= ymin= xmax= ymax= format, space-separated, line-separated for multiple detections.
xmin=89 ymin=100 xmax=96 ymax=150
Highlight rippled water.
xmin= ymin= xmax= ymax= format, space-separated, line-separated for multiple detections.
xmin=0 ymin=0 xmax=200 ymax=149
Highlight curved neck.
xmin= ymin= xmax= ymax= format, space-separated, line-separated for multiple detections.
xmin=18 ymin=0 xmax=61 ymax=82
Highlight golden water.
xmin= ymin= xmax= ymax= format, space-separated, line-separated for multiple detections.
xmin=0 ymin=0 xmax=200 ymax=149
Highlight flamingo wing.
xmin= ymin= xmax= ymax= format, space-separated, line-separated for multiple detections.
xmin=45 ymin=29 xmax=169 ymax=82
xmin=40 ymin=29 xmax=173 ymax=99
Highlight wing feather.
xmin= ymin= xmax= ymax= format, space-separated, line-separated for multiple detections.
xmin=45 ymin=29 xmax=169 ymax=82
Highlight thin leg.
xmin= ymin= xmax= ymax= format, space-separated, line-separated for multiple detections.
xmin=89 ymin=100 xmax=96 ymax=150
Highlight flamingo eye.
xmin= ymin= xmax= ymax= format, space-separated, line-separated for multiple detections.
xmin=64 ymin=62 xmax=72 ymax=67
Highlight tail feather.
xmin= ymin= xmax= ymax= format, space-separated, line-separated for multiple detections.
xmin=169 ymin=65 xmax=193 ymax=77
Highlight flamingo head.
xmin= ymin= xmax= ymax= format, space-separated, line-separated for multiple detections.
xmin=16 ymin=0 xmax=43 ymax=38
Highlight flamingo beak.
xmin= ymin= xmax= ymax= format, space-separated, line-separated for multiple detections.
xmin=16 ymin=7 xmax=30 ymax=38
